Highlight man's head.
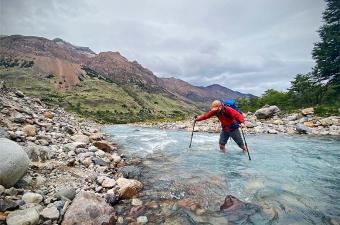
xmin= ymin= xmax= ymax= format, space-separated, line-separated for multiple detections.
xmin=211 ymin=100 xmax=222 ymax=111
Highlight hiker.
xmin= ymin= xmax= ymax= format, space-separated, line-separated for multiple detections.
xmin=195 ymin=100 xmax=248 ymax=152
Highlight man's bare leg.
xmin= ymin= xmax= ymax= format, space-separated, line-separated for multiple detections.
xmin=240 ymin=145 xmax=248 ymax=152
xmin=219 ymin=144 xmax=226 ymax=152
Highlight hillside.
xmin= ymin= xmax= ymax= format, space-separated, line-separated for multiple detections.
xmin=0 ymin=35 xmax=252 ymax=123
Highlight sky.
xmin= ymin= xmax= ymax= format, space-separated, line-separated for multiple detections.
xmin=0 ymin=0 xmax=326 ymax=95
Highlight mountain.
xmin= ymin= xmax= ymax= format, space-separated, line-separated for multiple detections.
xmin=0 ymin=35 xmax=253 ymax=123
xmin=160 ymin=77 xmax=254 ymax=107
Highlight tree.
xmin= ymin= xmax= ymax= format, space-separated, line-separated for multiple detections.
xmin=312 ymin=0 xmax=340 ymax=85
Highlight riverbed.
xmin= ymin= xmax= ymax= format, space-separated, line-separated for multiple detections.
xmin=103 ymin=125 xmax=340 ymax=225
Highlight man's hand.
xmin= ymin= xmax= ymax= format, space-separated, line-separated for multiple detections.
xmin=194 ymin=115 xmax=198 ymax=121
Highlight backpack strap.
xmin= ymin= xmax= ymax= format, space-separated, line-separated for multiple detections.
xmin=218 ymin=106 xmax=240 ymax=131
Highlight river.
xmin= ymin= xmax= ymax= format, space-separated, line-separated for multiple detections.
xmin=103 ymin=125 xmax=340 ymax=225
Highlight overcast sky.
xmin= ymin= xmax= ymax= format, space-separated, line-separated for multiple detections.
xmin=0 ymin=0 xmax=325 ymax=95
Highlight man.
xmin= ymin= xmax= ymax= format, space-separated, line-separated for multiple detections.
xmin=195 ymin=100 xmax=248 ymax=153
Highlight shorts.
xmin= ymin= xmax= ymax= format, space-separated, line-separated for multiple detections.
xmin=219 ymin=128 xmax=244 ymax=147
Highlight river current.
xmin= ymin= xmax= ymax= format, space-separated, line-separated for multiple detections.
xmin=103 ymin=125 xmax=340 ymax=225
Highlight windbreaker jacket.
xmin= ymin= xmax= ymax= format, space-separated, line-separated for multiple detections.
xmin=196 ymin=106 xmax=245 ymax=132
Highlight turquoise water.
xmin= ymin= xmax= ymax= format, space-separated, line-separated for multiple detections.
xmin=104 ymin=125 xmax=340 ymax=224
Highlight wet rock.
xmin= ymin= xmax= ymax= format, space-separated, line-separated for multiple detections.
xmin=40 ymin=206 xmax=59 ymax=220
xmin=116 ymin=178 xmax=144 ymax=199
xmin=178 ymin=198 xmax=201 ymax=211
xmin=22 ymin=125 xmax=36 ymax=137
xmin=255 ymin=106 xmax=280 ymax=119
xmin=0 ymin=138 xmax=30 ymax=188
xmin=55 ymin=187 xmax=76 ymax=201
xmin=0 ymin=198 xmax=19 ymax=212
xmin=118 ymin=166 xmax=142 ymax=179
xmin=6 ymin=208 xmax=40 ymax=225
xmin=61 ymin=191 xmax=116 ymax=225
xmin=22 ymin=192 xmax=43 ymax=204
xmin=301 ymin=107 xmax=314 ymax=116
xmin=93 ymin=141 xmax=112 ymax=152
xmin=128 ymin=205 xmax=145 ymax=218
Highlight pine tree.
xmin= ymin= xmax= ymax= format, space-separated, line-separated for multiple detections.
xmin=312 ymin=0 xmax=340 ymax=85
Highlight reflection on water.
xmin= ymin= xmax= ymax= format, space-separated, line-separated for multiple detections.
xmin=104 ymin=125 xmax=340 ymax=224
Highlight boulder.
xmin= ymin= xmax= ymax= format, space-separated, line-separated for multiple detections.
xmin=22 ymin=125 xmax=36 ymax=137
xmin=0 ymin=138 xmax=30 ymax=188
xmin=61 ymin=191 xmax=116 ymax=225
xmin=24 ymin=142 xmax=52 ymax=162
xmin=40 ymin=206 xmax=59 ymax=220
xmin=6 ymin=208 xmax=40 ymax=225
xmin=55 ymin=187 xmax=76 ymax=201
xmin=319 ymin=117 xmax=333 ymax=126
xmin=22 ymin=192 xmax=43 ymax=204
xmin=255 ymin=106 xmax=280 ymax=119
xmin=116 ymin=178 xmax=143 ymax=199
xmin=296 ymin=124 xmax=308 ymax=134
xmin=71 ymin=134 xmax=90 ymax=144
xmin=301 ymin=107 xmax=314 ymax=116
xmin=93 ymin=141 xmax=112 ymax=152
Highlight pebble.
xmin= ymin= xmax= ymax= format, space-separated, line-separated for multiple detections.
xmin=22 ymin=192 xmax=43 ymax=204
xmin=137 ymin=216 xmax=148 ymax=224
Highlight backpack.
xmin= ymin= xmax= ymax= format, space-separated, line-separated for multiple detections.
xmin=222 ymin=99 xmax=242 ymax=114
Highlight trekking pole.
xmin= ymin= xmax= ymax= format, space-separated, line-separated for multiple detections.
xmin=189 ymin=120 xmax=196 ymax=148
xmin=241 ymin=128 xmax=251 ymax=161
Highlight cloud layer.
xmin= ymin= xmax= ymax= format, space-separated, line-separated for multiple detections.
xmin=0 ymin=0 xmax=325 ymax=95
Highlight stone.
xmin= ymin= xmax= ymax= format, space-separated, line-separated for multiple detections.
xmin=24 ymin=142 xmax=51 ymax=162
xmin=116 ymin=178 xmax=144 ymax=199
xmin=102 ymin=178 xmax=116 ymax=188
xmin=6 ymin=208 xmax=40 ymax=225
xmin=63 ymin=142 xmax=87 ymax=152
xmin=296 ymin=124 xmax=308 ymax=134
xmin=320 ymin=117 xmax=333 ymax=126
xmin=22 ymin=125 xmax=36 ymax=137
xmin=93 ymin=141 xmax=112 ymax=152
xmin=137 ymin=216 xmax=148 ymax=224
xmin=22 ymin=192 xmax=43 ymax=204
xmin=268 ymin=129 xmax=278 ymax=134
xmin=0 ymin=185 xmax=4 ymax=195
xmin=105 ymin=193 xmax=120 ymax=206
xmin=88 ymin=146 xmax=98 ymax=152
xmin=43 ymin=111 xmax=54 ymax=119
xmin=89 ymin=133 xmax=104 ymax=142
xmin=55 ymin=187 xmax=76 ymax=201
xmin=40 ymin=206 xmax=59 ymax=219
xmin=61 ymin=191 xmax=116 ymax=225
xmin=118 ymin=166 xmax=142 ymax=179
xmin=14 ymin=113 xmax=26 ymax=123
xmin=93 ymin=157 xmax=108 ymax=166
xmin=245 ymin=122 xmax=255 ymax=128
xmin=71 ymin=134 xmax=90 ymax=144
xmin=0 ymin=138 xmax=30 ymax=188
xmin=286 ymin=114 xmax=299 ymax=121
xmin=304 ymin=121 xmax=315 ymax=128
xmin=128 ymin=205 xmax=145 ymax=218
xmin=14 ymin=90 xmax=25 ymax=98
xmin=0 ymin=198 xmax=19 ymax=212
xmin=111 ymin=153 xmax=121 ymax=163
xmin=301 ymin=107 xmax=314 ymax=116
xmin=255 ymin=106 xmax=280 ymax=119
xmin=131 ymin=198 xmax=143 ymax=206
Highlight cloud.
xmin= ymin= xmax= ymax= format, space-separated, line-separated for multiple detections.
xmin=0 ymin=0 xmax=325 ymax=95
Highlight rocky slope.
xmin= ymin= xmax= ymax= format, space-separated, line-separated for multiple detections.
xmin=0 ymin=87 xmax=146 ymax=224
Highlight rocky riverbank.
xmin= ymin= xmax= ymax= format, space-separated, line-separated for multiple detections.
xmin=0 ymin=88 xmax=146 ymax=225
xmin=136 ymin=106 xmax=340 ymax=136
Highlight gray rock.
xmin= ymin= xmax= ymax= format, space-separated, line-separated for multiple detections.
xmin=93 ymin=157 xmax=108 ymax=166
xmin=268 ymin=129 xmax=278 ymax=134
xmin=14 ymin=90 xmax=25 ymax=98
xmin=71 ymin=134 xmax=90 ymax=144
xmin=55 ymin=187 xmax=76 ymax=201
xmin=22 ymin=192 xmax=43 ymax=204
xmin=137 ymin=216 xmax=148 ymax=224
xmin=40 ymin=206 xmax=59 ymax=219
xmin=0 ymin=184 xmax=5 ymax=194
xmin=61 ymin=191 xmax=116 ymax=225
xmin=118 ymin=166 xmax=142 ymax=179
xmin=255 ymin=106 xmax=280 ymax=119
xmin=296 ymin=124 xmax=308 ymax=134
xmin=63 ymin=142 xmax=87 ymax=152
xmin=24 ymin=142 xmax=52 ymax=162
xmin=0 ymin=138 xmax=30 ymax=188
xmin=14 ymin=113 xmax=26 ymax=123
xmin=101 ymin=178 xmax=116 ymax=188
xmin=0 ymin=127 xmax=8 ymax=138
xmin=6 ymin=208 xmax=40 ymax=225
xmin=0 ymin=198 xmax=19 ymax=212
